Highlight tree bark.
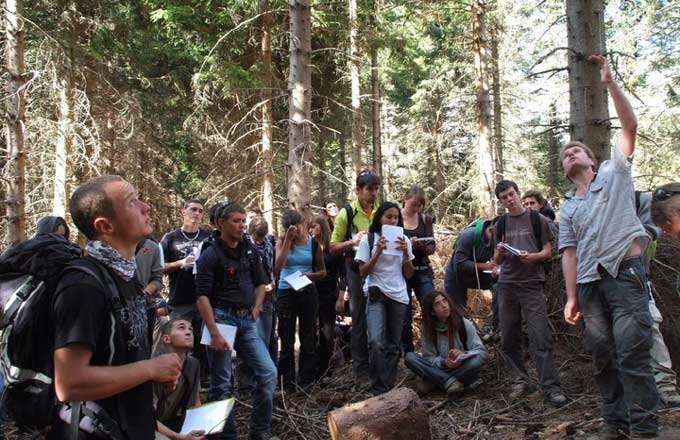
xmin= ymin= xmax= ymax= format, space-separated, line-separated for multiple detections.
xmin=491 ymin=24 xmax=504 ymax=182
xmin=4 ymin=0 xmax=27 ymax=244
xmin=369 ymin=0 xmax=382 ymax=180
xmin=566 ymin=0 xmax=610 ymax=163
xmin=472 ymin=0 xmax=495 ymax=216
xmin=547 ymin=102 xmax=561 ymax=197
xmin=349 ymin=0 xmax=363 ymax=183
xmin=261 ymin=0 xmax=275 ymax=228
xmin=327 ymin=387 xmax=431 ymax=440
xmin=317 ymin=135 xmax=326 ymax=202
xmin=339 ymin=129 xmax=348 ymax=202
xmin=287 ymin=0 xmax=313 ymax=216
xmin=53 ymin=0 xmax=77 ymax=217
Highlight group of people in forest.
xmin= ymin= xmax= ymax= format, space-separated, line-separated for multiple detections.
xmin=4 ymin=55 xmax=680 ymax=440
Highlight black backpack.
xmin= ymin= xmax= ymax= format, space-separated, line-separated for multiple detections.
xmin=495 ymin=210 xmax=543 ymax=252
xmin=0 ymin=234 xmax=124 ymax=438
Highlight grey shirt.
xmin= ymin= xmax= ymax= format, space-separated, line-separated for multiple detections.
xmin=559 ymin=147 xmax=649 ymax=284
xmin=135 ymin=238 xmax=164 ymax=292
xmin=420 ymin=318 xmax=487 ymax=368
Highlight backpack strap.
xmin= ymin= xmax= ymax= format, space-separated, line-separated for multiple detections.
xmin=472 ymin=219 xmax=484 ymax=249
xmin=368 ymin=231 xmax=375 ymax=259
xmin=343 ymin=203 xmax=355 ymax=243
xmin=311 ymin=237 xmax=319 ymax=272
xmin=496 ymin=214 xmax=507 ymax=243
xmin=529 ymin=210 xmax=543 ymax=251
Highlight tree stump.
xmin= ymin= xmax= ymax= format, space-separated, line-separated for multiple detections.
xmin=327 ymin=387 xmax=431 ymax=440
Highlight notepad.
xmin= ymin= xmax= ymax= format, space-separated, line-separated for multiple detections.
xmin=500 ymin=243 xmax=523 ymax=256
xmin=201 ymin=323 xmax=237 ymax=350
xmin=381 ymin=225 xmax=405 ymax=257
xmin=284 ymin=270 xmax=312 ymax=291
xmin=180 ymin=398 xmax=236 ymax=435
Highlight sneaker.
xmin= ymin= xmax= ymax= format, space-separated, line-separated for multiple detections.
xmin=601 ymin=425 xmax=629 ymax=440
xmin=659 ymin=388 xmax=680 ymax=408
xmin=445 ymin=378 xmax=464 ymax=398
xmin=545 ymin=390 xmax=567 ymax=408
xmin=466 ymin=377 xmax=483 ymax=391
xmin=508 ymin=382 xmax=530 ymax=400
xmin=416 ymin=377 xmax=437 ymax=395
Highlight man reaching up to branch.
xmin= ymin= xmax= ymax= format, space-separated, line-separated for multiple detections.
xmin=559 ymin=55 xmax=659 ymax=439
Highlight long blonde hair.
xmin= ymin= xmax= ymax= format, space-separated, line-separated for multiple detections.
xmin=311 ymin=214 xmax=331 ymax=251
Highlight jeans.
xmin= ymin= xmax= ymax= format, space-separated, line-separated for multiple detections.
xmin=277 ymin=287 xmax=318 ymax=387
xmin=446 ymin=272 xmax=495 ymax=308
xmin=402 ymin=268 xmax=435 ymax=353
xmin=496 ymin=282 xmax=561 ymax=394
xmin=366 ymin=293 xmax=408 ymax=395
xmin=648 ymin=295 xmax=677 ymax=395
xmin=346 ymin=262 xmax=369 ymax=377
xmin=316 ymin=286 xmax=338 ymax=378
xmin=206 ymin=308 xmax=277 ymax=439
xmin=237 ymin=297 xmax=276 ymax=394
xmin=579 ymin=258 xmax=658 ymax=435
xmin=404 ymin=351 xmax=484 ymax=388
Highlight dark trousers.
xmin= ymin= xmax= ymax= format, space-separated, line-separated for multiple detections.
xmin=346 ymin=262 xmax=369 ymax=377
xmin=496 ymin=281 xmax=561 ymax=394
xmin=277 ymin=287 xmax=319 ymax=387
xmin=447 ymin=275 xmax=499 ymax=330
xmin=316 ymin=287 xmax=338 ymax=378
xmin=402 ymin=268 xmax=435 ymax=353
xmin=579 ymin=258 xmax=658 ymax=435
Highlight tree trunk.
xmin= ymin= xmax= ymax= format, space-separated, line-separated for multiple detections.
xmin=472 ymin=0 xmax=495 ymax=216
xmin=491 ymin=24 xmax=504 ymax=182
xmin=349 ymin=0 xmax=363 ymax=183
xmin=547 ymin=102 xmax=561 ymax=197
xmin=4 ymin=0 xmax=27 ymax=244
xmin=287 ymin=0 xmax=313 ymax=216
xmin=327 ymin=387 xmax=431 ymax=440
xmin=261 ymin=0 xmax=275 ymax=228
xmin=566 ymin=0 xmax=610 ymax=163
xmin=369 ymin=0 xmax=382 ymax=179
xmin=317 ymin=136 xmax=326 ymax=203
xmin=53 ymin=0 xmax=77 ymax=217
xmin=339 ymin=129 xmax=348 ymax=202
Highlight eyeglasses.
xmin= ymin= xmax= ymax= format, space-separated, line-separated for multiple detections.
xmin=653 ymin=188 xmax=680 ymax=202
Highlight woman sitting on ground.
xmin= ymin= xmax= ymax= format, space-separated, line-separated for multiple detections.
xmin=405 ymin=291 xmax=487 ymax=397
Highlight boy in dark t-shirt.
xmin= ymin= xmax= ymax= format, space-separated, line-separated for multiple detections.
xmin=493 ymin=180 xmax=566 ymax=408
xmin=49 ymin=176 xmax=181 ymax=440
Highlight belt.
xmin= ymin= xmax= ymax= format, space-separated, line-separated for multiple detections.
xmin=413 ymin=265 xmax=430 ymax=271
xmin=217 ymin=305 xmax=252 ymax=318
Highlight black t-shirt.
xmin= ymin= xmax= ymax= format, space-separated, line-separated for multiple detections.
xmin=161 ymin=228 xmax=210 ymax=306
xmin=404 ymin=215 xmax=433 ymax=267
xmin=315 ymin=250 xmax=343 ymax=296
xmin=195 ymin=240 xmax=268 ymax=310
xmin=50 ymin=267 xmax=154 ymax=440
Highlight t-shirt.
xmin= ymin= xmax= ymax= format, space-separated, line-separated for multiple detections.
xmin=559 ymin=146 xmax=650 ymax=283
xmin=355 ymin=232 xmax=414 ymax=304
xmin=51 ymin=266 xmax=154 ymax=440
xmin=278 ymin=237 xmax=314 ymax=290
xmin=494 ymin=209 xmax=553 ymax=284
xmin=154 ymin=355 xmax=200 ymax=432
xmin=330 ymin=200 xmax=380 ymax=245
xmin=195 ymin=240 xmax=268 ymax=310
xmin=315 ymin=250 xmax=344 ymax=296
xmin=161 ymin=228 xmax=210 ymax=306
xmin=403 ymin=214 xmax=434 ymax=267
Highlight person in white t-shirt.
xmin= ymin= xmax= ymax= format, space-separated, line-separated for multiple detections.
xmin=355 ymin=202 xmax=415 ymax=395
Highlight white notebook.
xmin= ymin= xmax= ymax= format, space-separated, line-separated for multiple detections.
xmin=180 ymin=398 xmax=236 ymax=435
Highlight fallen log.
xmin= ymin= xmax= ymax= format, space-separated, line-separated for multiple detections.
xmin=327 ymin=387 xmax=431 ymax=440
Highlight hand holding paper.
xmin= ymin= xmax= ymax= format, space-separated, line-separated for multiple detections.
xmin=381 ymin=225 xmax=405 ymax=256
xmin=201 ymin=323 xmax=237 ymax=352
xmin=284 ymin=270 xmax=312 ymax=291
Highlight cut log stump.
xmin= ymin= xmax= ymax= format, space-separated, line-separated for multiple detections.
xmin=327 ymin=387 xmax=431 ymax=440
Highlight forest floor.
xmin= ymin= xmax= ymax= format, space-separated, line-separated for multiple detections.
xmin=4 ymin=237 xmax=680 ymax=439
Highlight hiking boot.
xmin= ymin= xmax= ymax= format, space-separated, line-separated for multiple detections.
xmin=659 ymin=388 xmax=680 ymax=408
xmin=545 ymin=389 xmax=567 ymax=408
xmin=416 ymin=377 xmax=437 ymax=395
xmin=601 ymin=425 xmax=629 ymax=440
xmin=508 ymin=382 xmax=530 ymax=400
xmin=445 ymin=378 xmax=464 ymax=398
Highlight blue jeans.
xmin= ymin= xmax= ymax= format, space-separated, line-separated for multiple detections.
xmin=579 ymin=258 xmax=659 ymax=436
xmin=236 ymin=297 xmax=276 ymax=394
xmin=206 ymin=308 xmax=277 ymax=438
xmin=402 ymin=268 xmax=435 ymax=352
xmin=366 ymin=292 xmax=408 ymax=395
xmin=404 ymin=351 xmax=484 ymax=388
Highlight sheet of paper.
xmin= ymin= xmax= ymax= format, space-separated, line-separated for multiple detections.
xmin=180 ymin=398 xmax=235 ymax=435
xmin=381 ymin=225 xmax=404 ymax=257
xmin=201 ymin=323 xmax=237 ymax=349
xmin=455 ymin=352 xmax=476 ymax=363
xmin=500 ymin=242 xmax=523 ymax=256
xmin=284 ymin=270 xmax=312 ymax=291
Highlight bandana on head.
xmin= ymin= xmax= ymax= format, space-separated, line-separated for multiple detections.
xmin=86 ymin=240 xmax=137 ymax=281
